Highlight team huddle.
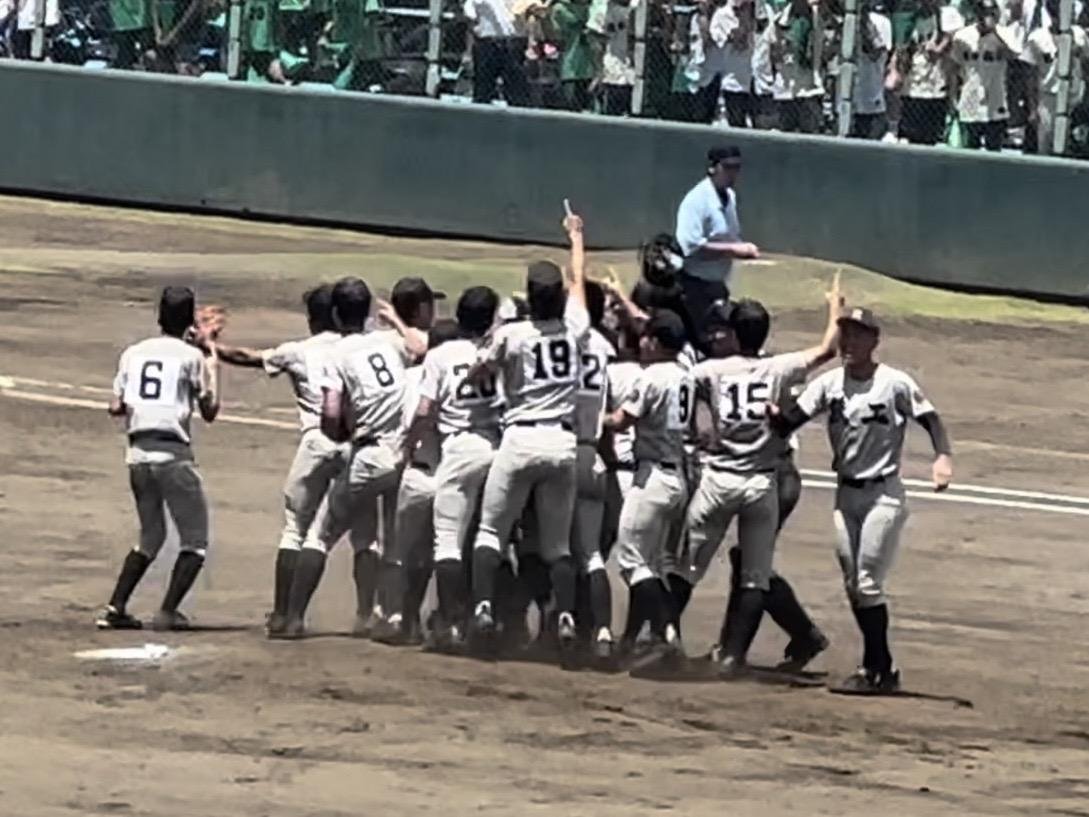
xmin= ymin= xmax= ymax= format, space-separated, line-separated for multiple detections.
xmin=96 ymin=209 xmax=954 ymax=695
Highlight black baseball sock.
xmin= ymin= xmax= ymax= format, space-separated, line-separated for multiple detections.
xmin=160 ymin=551 xmax=204 ymax=613
xmin=518 ymin=553 xmax=553 ymax=609
xmin=765 ymin=573 xmax=818 ymax=643
xmin=272 ymin=549 xmax=299 ymax=619
xmin=379 ymin=561 xmax=405 ymax=619
xmin=721 ymin=588 xmax=766 ymax=660
xmin=434 ymin=558 xmax=467 ymax=626
xmin=854 ymin=604 xmax=893 ymax=674
xmin=286 ymin=548 xmax=327 ymax=623
xmin=352 ymin=550 xmax=379 ymax=619
xmin=472 ymin=547 xmax=501 ymax=609
xmin=108 ymin=550 xmax=152 ymax=611
xmin=549 ymin=555 xmax=576 ymax=616
xmin=402 ymin=562 xmax=431 ymax=631
xmin=666 ymin=573 xmax=693 ymax=633
xmin=623 ymin=579 xmax=659 ymax=642
xmin=495 ymin=559 xmax=519 ymax=624
xmin=588 ymin=570 xmax=612 ymax=634
xmin=574 ymin=574 xmax=592 ymax=639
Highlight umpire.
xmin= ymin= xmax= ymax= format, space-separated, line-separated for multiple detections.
xmin=674 ymin=146 xmax=760 ymax=318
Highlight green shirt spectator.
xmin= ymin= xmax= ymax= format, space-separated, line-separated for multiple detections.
xmin=111 ymin=0 xmax=150 ymax=31
xmin=550 ymin=0 xmax=597 ymax=81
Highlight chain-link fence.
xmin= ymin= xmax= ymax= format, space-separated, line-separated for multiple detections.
xmin=3 ymin=0 xmax=1088 ymax=156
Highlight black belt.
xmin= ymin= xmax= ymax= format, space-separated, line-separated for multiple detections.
xmin=409 ymin=462 xmax=434 ymax=474
xmin=353 ymin=434 xmax=379 ymax=447
xmin=839 ymin=475 xmax=887 ymax=489
xmin=512 ymin=420 xmax=573 ymax=433
xmin=611 ymin=462 xmax=636 ymax=473
xmin=128 ymin=429 xmax=187 ymax=445
xmin=707 ymin=463 xmax=775 ymax=475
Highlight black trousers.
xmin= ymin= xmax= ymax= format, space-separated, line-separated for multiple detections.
xmin=679 ymin=273 xmax=729 ymax=337
xmin=723 ymin=91 xmax=753 ymax=128
xmin=849 ymin=112 xmax=887 ymax=140
xmin=901 ymin=97 xmax=947 ymax=145
xmin=963 ymin=119 xmax=1006 ymax=152
xmin=777 ymin=97 xmax=823 ymax=133
xmin=472 ymin=36 xmax=529 ymax=107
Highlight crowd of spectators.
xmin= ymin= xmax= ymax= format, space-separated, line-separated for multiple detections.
xmin=3 ymin=0 xmax=1088 ymax=156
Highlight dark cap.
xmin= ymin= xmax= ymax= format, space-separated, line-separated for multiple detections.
xmin=158 ymin=285 xmax=196 ymax=334
xmin=391 ymin=277 xmax=446 ymax=320
xmin=837 ymin=306 xmax=880 ymax=333
xmin=708 ymin=145 xmax=742 ymax=167
xmin=645 ymin=309 xmax=688 ymax=352
xmin=702 ymin=299 xmax=736 ymax=336
xmin=456 ymin=285 xmax=499 ymax=335
xmin=527 ymin=260 xmax=564 ymax=289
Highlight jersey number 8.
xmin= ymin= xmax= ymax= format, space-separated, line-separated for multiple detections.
xmin=368 ymin=352 xmax=397 ymax=388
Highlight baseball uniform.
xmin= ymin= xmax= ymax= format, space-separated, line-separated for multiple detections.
xmin=615 ymin=359 xmax=694 ymax=587
xmin=601 ymin=357 xmax=642 ymax=557
xmin=795 ymin=363 xmax=935 ymax=609
xmin=113 ymin=336 xmax=211 ymax=561
xmin=472 ymin=301 xmax=590 ymax=564
xmin=686 ymin=352 xmax=810 ymax=590
xmin=262 ymin=331 xmax=348 ymax=554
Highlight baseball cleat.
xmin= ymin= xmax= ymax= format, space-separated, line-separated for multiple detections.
xmin=151 ymin=610 xmax=191 ymax=632
xmin=831 ymin=667 xmax=902 ymax=696
xmin=352 ymin=611 xmax=379 ymax=639
xmin=95 ymin=605 xmax=142 ymax=631
xmin=775 ymin=629 xmax=831 ymax=673
xmin=268 ymin=616 xmax=305 ymax=640
xmin=716 ymin=654 xmax=750 ymax=681
xmin=371 ymin=616 xmax=412 ymax=646
xmin=400 ymin=616 xmax=425 ymax=647
xmin=468 ymin=603 xmax=498 ymax=658
xmin=265 ymin=612 xmax=288 ymax=637
xmin=556 ymin=612 xmax=580 ymax=671
xmin=424 ymin=621 xmax=465 ymax=654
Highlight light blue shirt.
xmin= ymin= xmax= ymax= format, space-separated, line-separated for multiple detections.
xmin=675 ymin=177 xmax=742 ymax=284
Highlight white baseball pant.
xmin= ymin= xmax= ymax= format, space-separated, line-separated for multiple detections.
xmin=432 ymin=431 xmax=496 ymax=563
xmin=129 ymin=459 xmax=208 ymax=558
xmin=833 ymin=477 xmax=909 ymax=609
xmin=278 ymin=429 xmax=349 ymax=551
xmin=309 ymin=440 xmax=402 ymax=555
xmin=615 ymin=461 xmax=688 ymax=586
xmin=572 ymin=442 xmax=608 ymax=574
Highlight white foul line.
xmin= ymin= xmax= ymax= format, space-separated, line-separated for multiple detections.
xmin=3 ymin=376 xmax=1089 ymax=518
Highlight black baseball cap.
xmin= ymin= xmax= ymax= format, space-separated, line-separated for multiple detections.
xmin=708 ymin=145 xmax=742 ymax=168
xmin=702 ymin=299 xmax=736 ymax=336
xmin=158 ymin=285 xmax=196 ymax=334
xmin=838 ymin=306 xmax=881 ymax=334
xmin=391 ymin=277 xmax=446 ymax=319
xmin=645 ymin=309 xmax=688 ymax=352
xmin=456 ymin=285 xmax=499 ymax=335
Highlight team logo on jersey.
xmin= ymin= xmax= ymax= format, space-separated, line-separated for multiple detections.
xmin=861 ymin=403 xmax=891 ymax=425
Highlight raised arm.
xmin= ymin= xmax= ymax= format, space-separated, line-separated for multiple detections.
xmin=797 ymin=271 xmax=843 ymax=371
xmin=563 ymin=205 xmax=587 ymax=311
xmin=215 ymin=344 xmax=266 ymax=368
xmin=375 ymin=300 xmax=429 ymax=360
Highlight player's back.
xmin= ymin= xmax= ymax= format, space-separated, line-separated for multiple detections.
xmin=492 ymin=318 xmax=582 ymax=427
xmin=574 ymin=328 xmax=615 ymax=443
xmin=695 ymin=351 xmax=808 ymax=473
xmin=331 ymin=332 xmax=408 ymax=444
xmin=115 ymin=335 xmax=205 ymax=446
xmin=423 ymin=337 xmax=502 ymax=438
xmin=629 ymin=360 xmax=693 ymax=464
xmin=265 ymin=330 xmax=341 ymax=432
xmin=607 ymin=359 xmax=642 ymax=466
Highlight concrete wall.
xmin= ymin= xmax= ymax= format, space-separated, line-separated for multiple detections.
xmin=2 ymin=61 xmax=1087 ymax=300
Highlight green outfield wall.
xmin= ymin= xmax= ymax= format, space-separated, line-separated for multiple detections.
xmin=2 ymin=61 xmax=1086 ymax=300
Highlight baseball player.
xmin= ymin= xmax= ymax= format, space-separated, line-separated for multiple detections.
xmin=275 ymin=277 xmax=409 ymax=639
xmin=370 ymin=319 xmax=458 ymax=645
xmin=212 ymin=285 xmax=346 ymax=637
xmin=684 ymin=279 xmax=840 ymax=678
xmin=570 ymin=280 xmax=618 ymax=663
xmin=772 ymin=306 xmax=954 ymax=694
xmin=600 ymin=317 xmax=643 ymax=556
xmin=97 ymin=286 xmax=220 ymax=631
xmin=464 ymin=211 xmax=589 ymax=663
xmin=401 ymin=287 xmax=502 ymax=650
xmin=603 ymin=310 xmax=694 ymax=662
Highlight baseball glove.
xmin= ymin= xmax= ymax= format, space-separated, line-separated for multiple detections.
xmin=639 ymin=233 xmax=685 ymax=289
xmin=185 ymin=304 xmax=227 ymax=351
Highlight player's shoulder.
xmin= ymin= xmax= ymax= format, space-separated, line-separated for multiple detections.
xmin=807 ymin=365 xmax=843 ymax=391
xmin=430 ymin=336 xmax=474 ymax=363
xmin=877 ymin=362 xmax=921 ymax=388
xmin=588 ymin=328 xmax=616 ymax=358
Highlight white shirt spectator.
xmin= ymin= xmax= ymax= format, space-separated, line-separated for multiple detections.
xmin=1022 ymin=24 xmax=1089 ymax=100
xmin=466 ymin=0 xmax=521 ymax=38
xmin=952 ymin=25 xmax=1016 ymax=123
xmin=709 ymin=2 xmax=755 ymax=93
xmin=752 ymin=20 xmax=777 ymax=96
xmin=16 ymin=0 xmax=60 ymax=29
xmin=903 ymin=4 xmax=965 ymax=99
xmin=602 ymin=0 xmax=637 ymax=86
xmin=770 ymin=5 xmax=825 ymax=100
xmin=853 ymin=12 xmax=892 ymax=114
xmin=675 ymin=177 xmax=742 ymax=285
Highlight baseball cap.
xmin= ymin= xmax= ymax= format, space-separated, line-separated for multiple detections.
xmin=645 ymin=309 xmax=688 ymax=352
xmin=708 ymin=145 xmax=742 ymax=168
xmin=391 ymin=277 xmax=446 ymax=319
xmin=837 ymin=306 xmax=880 ymax=334
xmin=158 ymin=285 xmax=196 ymax=333
xmin=527 ymin=260 xmax=564 ymax=289
xmin=702 ymin=299 xmax=736 ymax=335
xmin=456 ymin=285 xmax=499 ymax=334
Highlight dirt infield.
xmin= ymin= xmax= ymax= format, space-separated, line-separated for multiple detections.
xmin=1 ymin=195 xmax=1088 ymax=817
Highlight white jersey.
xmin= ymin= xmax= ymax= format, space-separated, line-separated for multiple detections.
xmin=326 ymin=332 xmax=409 ymax=445
xmin=478 ymin=301 xmax=590 ymax=427
xmin=693 ymin=351 xmax=809 ymax=473
xmin=575 ymin=328 xmax=616 ymax=444
xmin=952 ymin=25 xmax=1014 ymax=123
xmin=402 ymin=366 xmax=441 ymax=470
xmin=113 ymin=336 xmax=206 ymax=464
xmin=607 ymin=359 xmax=642 ymax=467
xmin=419 ymin=337 xmax=502 ymax=439
xmin=262 ymin=330 xmax=340 ymax=433
xmin=796 ymin=363 xmax=936 ymax=481
xmin=622 ymin=360 xmax=694 ymax=465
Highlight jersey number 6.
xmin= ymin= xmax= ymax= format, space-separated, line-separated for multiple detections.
xmin=139 ymin=360 xmax=164 ymax=400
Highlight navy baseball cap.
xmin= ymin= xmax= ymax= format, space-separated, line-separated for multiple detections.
xmin=708 ymin=145 xmax=742 ymax=167
xmin=645 ymin=309 xmax=688 ymax=352
xmin=838 ymin=306 xmax=881 ymax=334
